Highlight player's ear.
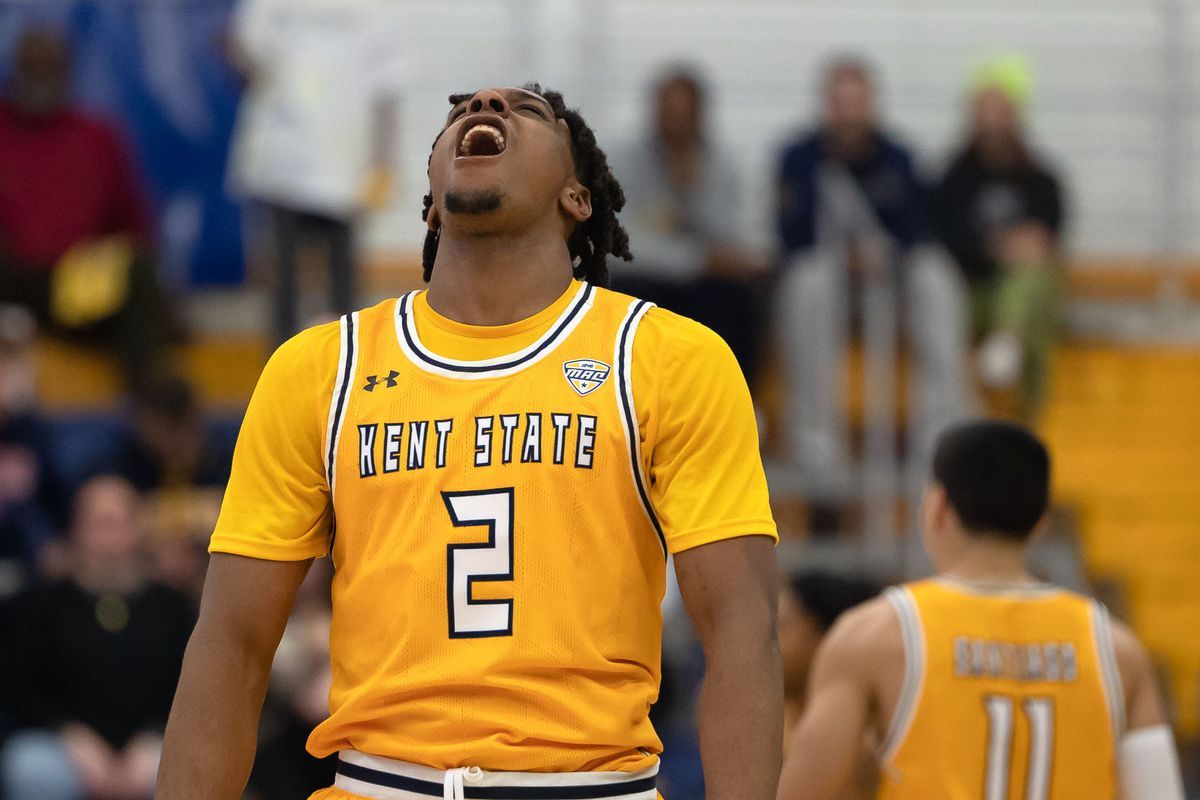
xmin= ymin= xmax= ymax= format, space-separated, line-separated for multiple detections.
xmin=426 ymin=204 xmax=441 ymax=233
xmin=924 ymin=484 xmax=952 ymax=531
xmin=559 ymin=183 xmax=591 ymax=223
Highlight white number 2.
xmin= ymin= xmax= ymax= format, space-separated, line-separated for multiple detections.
xmin=442 ymin=489 xmax=514 ymax=638
xmin=984 ymin=695 xmax=1055 ymax=800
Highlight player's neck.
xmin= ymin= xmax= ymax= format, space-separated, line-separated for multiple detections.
xmin=941 ymin=535 xmax=1036 ymax=586
xmin=425 ymin=230 xmax=575 ymax=327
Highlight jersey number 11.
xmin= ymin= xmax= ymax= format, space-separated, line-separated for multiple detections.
xmin=983 ymin=694 xmax=1054 ymax=800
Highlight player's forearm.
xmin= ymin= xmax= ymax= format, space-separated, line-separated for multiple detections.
xmin=696 ymin=627 xmax=784 ymax=800
xmin=156 ymin=623 xmax=273 ymax=799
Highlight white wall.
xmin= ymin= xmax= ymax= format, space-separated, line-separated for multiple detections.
xmin=366 ymin=0 xmax=1200 ymax=262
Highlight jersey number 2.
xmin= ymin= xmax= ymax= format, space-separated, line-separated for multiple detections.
xmin=984 ymin=695 xmax=1055 ymax=800
xmin=442 ymin=489 xmax=514 ymax=638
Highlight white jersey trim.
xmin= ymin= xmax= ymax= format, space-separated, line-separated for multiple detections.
xmin=324 ymin=311 xmax=359 ymax=502
xmin=1091 ymin=601 xmax=1127 ymax=742
xmin=881 ymin=586 xmax=926 ymax=765
xmin=612 ymin=299 xmax=666 ymax=557
xmin=392 ymin=282 xmax=595 ymax=380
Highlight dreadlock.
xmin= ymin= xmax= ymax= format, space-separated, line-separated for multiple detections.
xmin=420 ymin=83 xmax=632 ymax=287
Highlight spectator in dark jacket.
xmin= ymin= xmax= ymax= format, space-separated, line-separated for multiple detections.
xmin=934 ymin=55 xmax=1064 ymax=414
xmin=775 ymin=57 xmax=970 ymax=507
xmin=96 ymin=376 xmax=232 ymax=494
xmin=0 ymin=475 xmax=194 ymax=800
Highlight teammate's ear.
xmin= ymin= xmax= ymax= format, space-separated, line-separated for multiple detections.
xmin=560 ymin=184 xmax=591 ymax=223
xmin=426 ymin=204 xmax=441 ymax=233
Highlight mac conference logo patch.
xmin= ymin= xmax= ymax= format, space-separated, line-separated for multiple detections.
xmin=563 ymin=359 xmax=611 ymax=396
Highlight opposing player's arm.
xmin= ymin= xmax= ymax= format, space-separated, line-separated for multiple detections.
xmin=638 ymin=311 xmax=782 ymax=800
xmin=1110 ymin=619 xmax=1185 ymax=800
xmin=157 ymin=554 xmax=311 ymax=799
xmin=675 ymin=535 xmax=782 ymax=800
xmin=776 ymin=598 xmax=894 ymax=800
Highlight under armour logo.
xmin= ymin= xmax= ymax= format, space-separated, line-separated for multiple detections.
xmin=363 ymin=370 xmax=400 ymax=392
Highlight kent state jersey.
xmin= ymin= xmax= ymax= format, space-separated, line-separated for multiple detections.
xmin=209 ymin=279 xmax=777 ymax=773
xmin=878 ymin=578 xmax=1122 ymax=800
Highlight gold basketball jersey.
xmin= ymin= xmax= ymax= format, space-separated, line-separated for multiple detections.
xmin=210 ymin=280 xmax=776 ymax=774
xmin=878 ymin=578 xmax=1122 ymax=800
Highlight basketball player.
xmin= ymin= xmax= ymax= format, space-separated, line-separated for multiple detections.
xmin=157 ymin=85 xmax=782 ymax=800
xmin=776 ymin=420 xmax=1184 ymax=800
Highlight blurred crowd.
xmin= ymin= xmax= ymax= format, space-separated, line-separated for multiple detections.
xmin=0 ymin=6 xmax=1070 ymax=798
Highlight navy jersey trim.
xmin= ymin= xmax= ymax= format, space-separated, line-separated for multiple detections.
xmin=396 ymin=282 xmax=595 ymax=375
xmin=616 ymin=300 xmax=667 ymax=557
xmin=337 ymin=760 xmax=658 ymax=799
xmin=326 ymin=313 xmax=356 ymax=487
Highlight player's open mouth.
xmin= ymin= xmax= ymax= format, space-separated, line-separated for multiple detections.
xmin=458 ymin=123 xmax=507 ymax=158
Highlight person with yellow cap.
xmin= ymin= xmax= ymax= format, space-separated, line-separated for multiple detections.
xmin=933 ymin=54 xmax=1064 ymax=417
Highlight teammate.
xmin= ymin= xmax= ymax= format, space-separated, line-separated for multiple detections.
xmin=157 ymin=85 xmax=782 ymax=800
xmin=776 ymin=420 xmax=1184 ymax=800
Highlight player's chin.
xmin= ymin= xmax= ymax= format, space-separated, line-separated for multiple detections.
xmin=442 ymin=185 xmax=506 ymax=218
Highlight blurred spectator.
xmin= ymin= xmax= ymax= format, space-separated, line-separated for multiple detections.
xmin=247 ymin=561 xmax=336 ymax=800
xmin=0 ymin=28 xmax=170 ymax=392
xmin=778 ymin=570 xmax=879 ymax=799
xmin=934 ymin=56 xmax=1064 ymax=415
xmin=95 ymin=376 xmax=232 ymax=494
xmin=0 ymin=305 xmax=64 ymax=590
xmin=775 ymin=57 xmax=971 ymax=503
xmin=227 ymin=0 xmax=409 ymax=345
xmin=610 ymin=68 xmax=768 ymax=385
xmin=0 ymin=475 xmax=194 ymax=800
xmin=779 ymin=571 xmax=880 ymax=723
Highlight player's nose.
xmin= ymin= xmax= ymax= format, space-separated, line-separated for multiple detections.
xmin=466 ymin=89 xmax=511 ymax=117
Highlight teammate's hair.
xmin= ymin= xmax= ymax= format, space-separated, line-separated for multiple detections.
xmin=932 ymin=419 xmax=1051 ymax=540
xmin=421 ymin=83 xmax=632 ymax=287
xmin=788 ymin=571 xmax=880 ymax=632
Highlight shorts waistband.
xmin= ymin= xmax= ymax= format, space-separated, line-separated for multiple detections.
xmin=334 ymin=751 xmax=659 ymax=800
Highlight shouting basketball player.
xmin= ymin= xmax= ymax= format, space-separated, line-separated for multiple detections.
xmin=776 ymin=420 xmax=1184 ymax=800
xmin=157 ymin=86 xmax=782 ymax=800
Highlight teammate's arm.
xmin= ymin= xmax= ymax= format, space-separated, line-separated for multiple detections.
xmin=1110 ymin=620 xmax=1185 ymax=800
xmin=157 ymin=554 xmax=311 ymax=799
xmin=776 ymin=601 xmax=888 ymax=800
xmin=675 ymin=535 xmax=782 ymax=800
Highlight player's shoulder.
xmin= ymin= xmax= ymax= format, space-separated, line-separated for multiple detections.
xmin=817 ymin=593 xmax=904 ymax=678
xmin=271 ymin=317 xmax=342 ymax=368
xmin=1107 ymin=613 xmax=1154 ymax=683
xmin=593 ymin=285 xmax=733 ymax=362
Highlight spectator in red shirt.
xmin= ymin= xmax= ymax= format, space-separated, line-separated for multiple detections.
xmin=0 ymin=28 xmax=170 ymax=392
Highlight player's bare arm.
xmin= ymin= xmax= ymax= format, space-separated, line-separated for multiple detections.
xmin=157 ymin=554 xmax=312 ymax=799
xmin=1110 ymin=619 xmax=1185 ymax=800
xmin=776 ymin=596 xmax=901 ymax=800
xmin=675 ymin=534 xmax=782 ymax=800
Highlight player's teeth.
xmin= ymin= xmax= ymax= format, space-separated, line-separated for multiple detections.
xmin=459 ymin=124 xmax=505 ymax=155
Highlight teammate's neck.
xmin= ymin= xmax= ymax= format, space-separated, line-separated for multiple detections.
xmin=940 ymin=533 xmax=1036 ymax=586
xmin=425 ymin=228 xmax=575 ymax=327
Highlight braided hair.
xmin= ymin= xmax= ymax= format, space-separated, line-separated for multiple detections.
xmin=420 ymin=83 xmax=632 ymax=287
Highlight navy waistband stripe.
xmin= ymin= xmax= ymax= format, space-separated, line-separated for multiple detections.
xmin=336 ymin=761 xmax=658 ymax=799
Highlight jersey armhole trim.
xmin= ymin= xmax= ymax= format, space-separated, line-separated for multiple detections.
xmin=1091 ymin=601 xmax=1127 ymax=742
xmin=880 ymin=586 xmax=926 ymax=765
xmin=324 ymin=311 xmax=359 ymax=507
xmin=614 ymin=298 xmax=667 ymax=558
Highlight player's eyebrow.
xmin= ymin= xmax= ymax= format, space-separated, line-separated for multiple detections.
xmin=504 ymin=88 xmax=555 ymax=116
